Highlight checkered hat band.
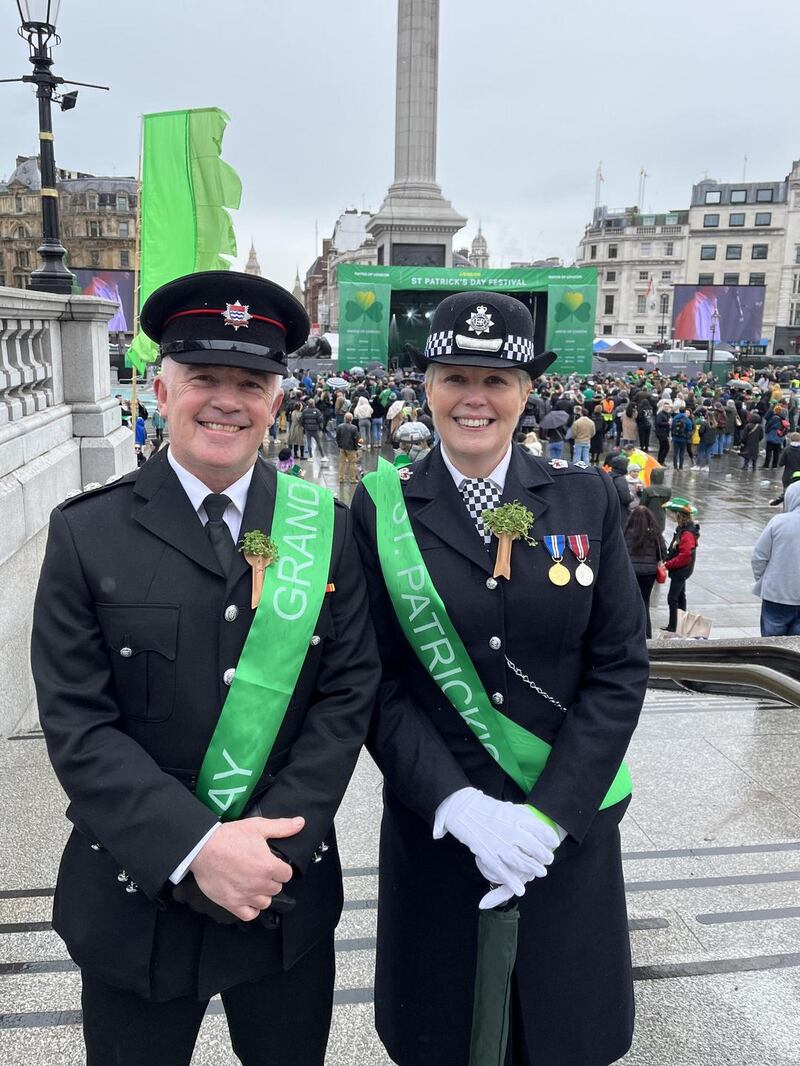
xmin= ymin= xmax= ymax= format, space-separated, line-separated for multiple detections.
xmin=424 ymin=330 xmax=454 ymax=358
xmin=503 ymin=335 xmax=535 ymax=362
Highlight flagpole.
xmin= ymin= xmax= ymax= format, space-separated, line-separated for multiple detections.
xmin=130 ymin=116 xmax=144 ymax=446
xmin=594 ymin=161 xmax=603 ymax=211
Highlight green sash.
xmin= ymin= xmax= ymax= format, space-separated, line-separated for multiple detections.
xmin=363 ymin=458 xmax=631 ymax=808
xmin=195 ymin=475 xmax=335 ymax=820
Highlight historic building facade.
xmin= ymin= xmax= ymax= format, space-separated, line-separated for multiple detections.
xmin=577 ymin=159 xmax=800 ymax=355
xmin=0 ymin=156 xmax=136 ymax=290
xmin=576 ymin=205 xmax=690 ymax=345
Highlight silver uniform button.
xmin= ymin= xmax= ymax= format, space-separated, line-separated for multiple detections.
xmin=117 ymin=870 xmax=129 ymax=883
xmin=310 ymin=635 xmax=321 ymax=647
xmin=90 ymin=843 xmax=102 ymax=851
xmin=223 ymin=668 xmax=236 ymax=686
xmin=120 ymin=646 xmax=132 ymax=658
xmin=491 ymin=692 xmax=504 ymax=706
xmin=125 ymin=881 xmax=138 ymax=894
xmin=224 ymin=605 xmax=239 ymax=622
xmin=489 ymin=637 xmax=502 ymax=651
xmin=486 ymin=577 xmax=498 ymax=590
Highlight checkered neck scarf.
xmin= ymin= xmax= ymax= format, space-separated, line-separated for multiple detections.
xmin=459 ymin=478 xmax=502 ymax=545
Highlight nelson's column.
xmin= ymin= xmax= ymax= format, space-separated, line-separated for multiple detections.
xmin=367 ymin=0 xmax=466 ymax=266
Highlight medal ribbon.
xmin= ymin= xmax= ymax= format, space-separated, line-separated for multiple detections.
xmin=567 ymin=534 xmax=590 ymax=563
xmin=363 ymin=459 xmax=631 ymax=808
xmin=195 ymin=475 xmax=335 ymax=820
xmin=543 ymin=534 xmax=566 ymax=563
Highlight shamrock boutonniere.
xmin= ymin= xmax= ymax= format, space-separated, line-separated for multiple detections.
xmin=481 ymin=501 xmax=537 ymax=582
xmin=239 ymin=529 xmax=279 ymax=608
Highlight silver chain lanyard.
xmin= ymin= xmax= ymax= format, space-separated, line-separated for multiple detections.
xmin=504 ymin=656 xmax=568 ymax=714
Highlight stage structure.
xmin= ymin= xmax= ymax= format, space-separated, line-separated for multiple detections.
xmin=337 ymin=264 xmax=598 ymax=375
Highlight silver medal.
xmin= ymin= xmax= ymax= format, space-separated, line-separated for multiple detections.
xmin=575 ymin=561 xmax=594 ymax=586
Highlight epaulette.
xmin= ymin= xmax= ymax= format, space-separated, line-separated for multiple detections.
xmin=60 ymin=469 xmax=138 ymax=509
xmin=547 ymin=459 xmax=596 ymax=473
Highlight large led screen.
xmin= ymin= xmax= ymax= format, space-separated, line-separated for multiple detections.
xmin=672 ymin=285 xmax=765 ymax=344
xmin=74 ymin=269 xmax=135 ymax=333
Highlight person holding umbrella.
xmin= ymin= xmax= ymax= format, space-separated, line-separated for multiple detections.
xmin=351 ymin=291 xmax=648 ymax=1066
xmin=536 ymin=408 xmax=569 ymax=459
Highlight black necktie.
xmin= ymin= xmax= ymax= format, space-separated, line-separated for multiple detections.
xmin=460 ymin=478 xmax=502 ymax=545
xmin=203 ymin=493 xmax=235 ymax=574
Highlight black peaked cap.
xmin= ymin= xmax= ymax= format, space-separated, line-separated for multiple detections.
xmin=140 ymin=270 xmax=309 ymax=377
xmin=416 ymin=290 xmax=557 ymax=379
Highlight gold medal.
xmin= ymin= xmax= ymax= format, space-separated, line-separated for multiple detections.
xmin=548 ymin=561 xmax=571 ymax=586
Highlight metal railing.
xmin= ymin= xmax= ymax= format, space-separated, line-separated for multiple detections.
xmin=648 ymin=640 xmax=800 ymax=706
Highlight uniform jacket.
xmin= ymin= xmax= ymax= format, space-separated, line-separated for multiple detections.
xmin=31 ymin=447 xmax=379 ymax=1000
xmin=351 ymin=444 xmax=647 ymax=842
xmin=350 ymin=444 xmax=648 ymax=1065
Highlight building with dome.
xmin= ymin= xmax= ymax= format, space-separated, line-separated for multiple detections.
xmin=468 ymin=225 xmax=490 ymax=268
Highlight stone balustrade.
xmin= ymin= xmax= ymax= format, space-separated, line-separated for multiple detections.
xmin=0 ymin=285 xmax=135 ymax=736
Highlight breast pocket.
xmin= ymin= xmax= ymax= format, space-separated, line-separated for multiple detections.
xmin=95 ymin=604 xmax=179 ymax=722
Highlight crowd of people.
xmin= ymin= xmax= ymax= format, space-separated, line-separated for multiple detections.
xmin=128 ymin=359 xmax=800 ymax=640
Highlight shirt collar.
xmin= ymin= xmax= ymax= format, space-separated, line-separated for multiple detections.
xmin=440 ymin=442 xmax=513 ymax=492
xmin=167 ymin=447 xmax=254 ymax=519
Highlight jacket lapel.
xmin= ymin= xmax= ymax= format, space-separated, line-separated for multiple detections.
xmin=500 ymin=446 xmax=554 ymax=529
xmin=404 ymin=448 xmax=491 ymax=574
xmin=133 ymin=449 xmax=225 ymax=578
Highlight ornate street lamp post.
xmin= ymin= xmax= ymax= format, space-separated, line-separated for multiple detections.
xmin=2 ymin=3 xmax=110 ymax=293
xmin=13 ymin=1 xmax=74 ymax=294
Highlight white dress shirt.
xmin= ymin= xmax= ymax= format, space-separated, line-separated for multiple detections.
xmin=165 ymin=450 xmax=257 ymax=883
xmin=439 ymin=442 xmax=513 ymax=493
xmin=167 ymin=448 xmax=253 ymax=544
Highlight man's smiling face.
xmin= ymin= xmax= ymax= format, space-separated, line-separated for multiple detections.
xmin=154 ymin=359 xmax=282 ymax=491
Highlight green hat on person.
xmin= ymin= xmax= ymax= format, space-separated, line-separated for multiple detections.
xmin=663 ymin=497 xmax=698 ymax=515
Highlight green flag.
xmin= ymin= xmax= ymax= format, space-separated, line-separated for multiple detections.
xmin=127 ymin=107 xmax=242 ymax=371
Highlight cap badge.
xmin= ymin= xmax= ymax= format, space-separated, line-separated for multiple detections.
xmin=222 ymin=301 xmax=252 ymax=331
xmin=466 ymin=305 xmax=494 ymax=336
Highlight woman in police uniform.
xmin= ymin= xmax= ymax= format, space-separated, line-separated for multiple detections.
xmin=351 ymin=291 xmax=649 ymax=1066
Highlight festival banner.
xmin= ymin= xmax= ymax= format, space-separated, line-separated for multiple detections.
xmin=337 ymin=264 xmax=596 ymax=373
xmin=337 ymin=271 xmax=392 ymax=371
xmin=127 ymin=107 xmax=242 ymax=371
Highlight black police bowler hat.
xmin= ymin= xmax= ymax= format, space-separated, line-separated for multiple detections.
xmin=416 ymin=290 xmax=557 ymax=378
xmin=140 ymin=270 xmax=309 ymax=377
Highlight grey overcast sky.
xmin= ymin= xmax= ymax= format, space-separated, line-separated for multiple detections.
xmin=2 ymin=0 xmax=798 ymax=290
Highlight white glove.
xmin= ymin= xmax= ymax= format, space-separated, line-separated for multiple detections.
xmin=478 ymin=876 xmax=517 ymax=911
xmin=474 ymin=850 xmax=550 ymax=909
xmin=434 ymin=787 xmax=558 ymax=892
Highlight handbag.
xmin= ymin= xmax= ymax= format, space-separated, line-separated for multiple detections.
xmin=655 ymin=539 xmax=667 ymax=584
xmin=676 ymin=609 xmax=712 ymax=639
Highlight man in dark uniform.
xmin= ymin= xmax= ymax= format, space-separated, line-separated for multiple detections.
xmin=31 ymin=271 xmax=379 ymax=1065
xmin=351 ymin=291 xmax=648 ymax=1065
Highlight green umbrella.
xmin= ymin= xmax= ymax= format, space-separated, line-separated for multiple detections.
xmin=468 ymin=901 xmax=520 ymax=1066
